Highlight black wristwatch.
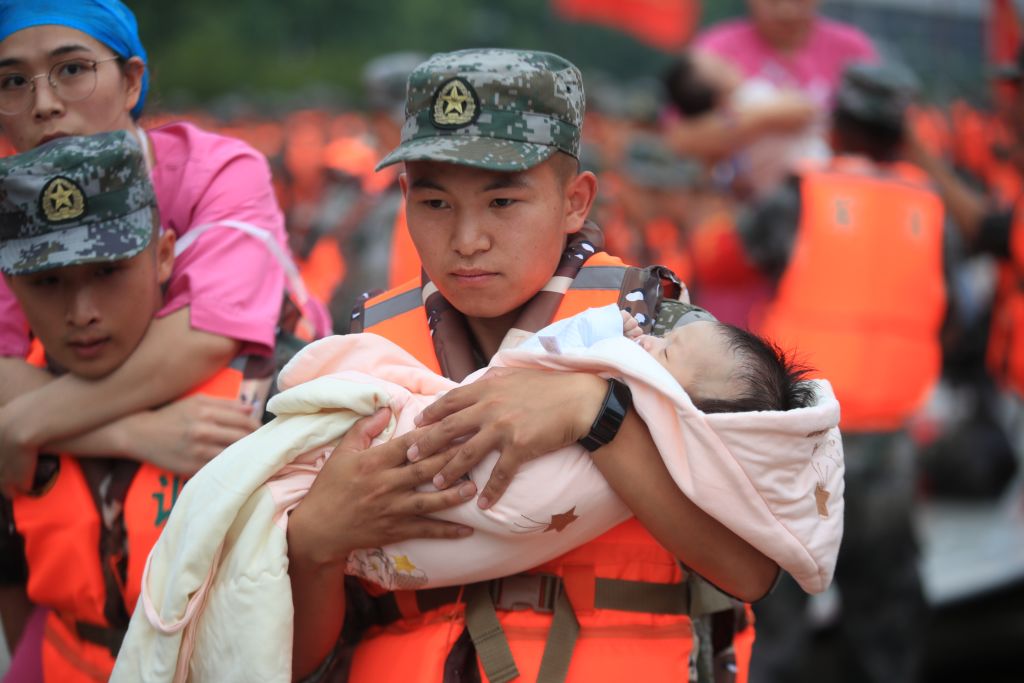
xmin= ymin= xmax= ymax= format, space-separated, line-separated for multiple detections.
xmin=578 ymin=378 xmax=633 ymax=452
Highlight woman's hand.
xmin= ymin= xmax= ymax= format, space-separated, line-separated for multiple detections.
xmin=288 ymin=408 xmax=476 ymax=569
xmin=126 ymin=395 xmax=260 ymax=476
xmin=407 ymin=367 xmax=608 ymax=509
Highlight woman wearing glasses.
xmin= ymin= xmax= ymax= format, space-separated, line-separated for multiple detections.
xmin=0 ymin=2 xmax=294 ymax=681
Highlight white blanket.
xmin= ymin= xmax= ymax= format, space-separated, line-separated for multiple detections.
xmin=113 ymin=325 xmax=843 ymax=683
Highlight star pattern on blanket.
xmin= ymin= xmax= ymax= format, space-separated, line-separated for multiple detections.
xmin=392 ymin=554 xmax=418 ymax=573
xmin=815 ymin=485 xmax=830 ymax=518
xmin=544 ymin=507 xmax=579 ymax=533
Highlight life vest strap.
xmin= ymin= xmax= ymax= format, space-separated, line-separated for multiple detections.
xmin=54 ymin=610 xmax=126 ymax=659
xmin=74 ymin=619 xmax=127 ymax=658
xmin=400 ymin=571 xmax=712 ymax=683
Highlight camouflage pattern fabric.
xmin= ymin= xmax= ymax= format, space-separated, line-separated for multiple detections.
xmin=377 ymin=48 xmax=585 ymax=171
xmin=651 ymin=299 xmax=717 ymax=338
xmin=0 ymin=130 xmax=156 ymax=275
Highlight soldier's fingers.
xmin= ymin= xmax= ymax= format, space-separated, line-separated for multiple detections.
xmin=413 ymin=383 xmax=483 ymax=427
xmin=407 ymin=410 xmax=480 ymax=463
xmin=393 ymin=519 xmax=474 ymax=543
xmin=337 ymin=409 xmax=393 ymax=455
xmin=431 ymin=436 xmax=494 ymax=489
xmin=477 ymin=453 xmax=524 ymax=509
xmin=394 ymin=484 xmax=477 ymax=518
xmin=360 ymin=428 xmax=426 ymax=471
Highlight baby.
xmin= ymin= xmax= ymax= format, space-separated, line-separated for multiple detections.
xmin=339 ymin=302 xmax=819 ymax=590
xmin=626 ymin=305 xmax=812 ymax=413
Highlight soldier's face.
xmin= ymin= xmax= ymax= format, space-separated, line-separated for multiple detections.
xmin=0 ymin=25 xmax=145 ymax=152
xmin=401 ymin=157 xmax=596 ymax=324
xmin=5 ymin=230 xmax=174 ymax=380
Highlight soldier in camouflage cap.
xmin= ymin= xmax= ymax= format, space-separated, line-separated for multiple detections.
xmin=0 ymin=129 xmax=157 ymax=275
xmin=835 ymin=61 xmax=918 ymax=134
xmin=376 ymin=48 xmax=585 ymax=172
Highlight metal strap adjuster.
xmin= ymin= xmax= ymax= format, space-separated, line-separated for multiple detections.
xmin=489 ymin=574 xmax=561 ymax=613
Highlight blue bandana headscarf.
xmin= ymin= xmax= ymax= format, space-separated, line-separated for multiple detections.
xmin=0 ymin=0 xmax=148 ymax=119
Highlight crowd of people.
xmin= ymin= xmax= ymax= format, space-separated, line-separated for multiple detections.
xmin=0 ymin=1 xmax=1021 ymax=682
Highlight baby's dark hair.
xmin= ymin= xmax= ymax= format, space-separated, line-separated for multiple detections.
xmin=692 ymin=323 xmax=816 ymax=414
xmin=663 ymin=54 xmax=718 ymax=117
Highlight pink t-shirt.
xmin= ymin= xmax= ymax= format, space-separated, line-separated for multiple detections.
xmin=694 ymin=17 xmax=877 ymax=108
xmin=0 ymin=122 xmax=288 ymax=358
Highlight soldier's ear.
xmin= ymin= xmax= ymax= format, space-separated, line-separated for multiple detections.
xmin=563 ymin=170 xmax=598 ymax=235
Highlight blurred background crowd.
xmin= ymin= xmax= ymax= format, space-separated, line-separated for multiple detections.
xmin=3 ymin=0 xmax=1024 ymax=681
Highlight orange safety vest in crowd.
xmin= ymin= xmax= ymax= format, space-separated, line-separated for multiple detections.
xmin=387 ymin=205 xmax=421 ymax=289
xmin=350 ymin=251 xmax=754 ymax=683
xmin=298 ymin=235 xmax=346 ymax=305
xmin=987 ymin=205 xmax=1024 ymax=396
xmin=758 ymin=157 xmax=946 ymax=432
xmin=12 ymin=343 xmax=244 ymax=683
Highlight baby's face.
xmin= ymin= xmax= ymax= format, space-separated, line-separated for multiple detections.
xmin=637 ymin=321 xmax=739 ymax=398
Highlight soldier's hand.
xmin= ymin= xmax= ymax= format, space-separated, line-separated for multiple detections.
xmin=132 ymin=395 xmax=260 ymax=475
xmin=409 ymin=367 xmax=607 ymax=509
xmin=288 ymin=408 xmax=475 ymax=568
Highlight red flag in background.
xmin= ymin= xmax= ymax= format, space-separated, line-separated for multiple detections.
xmin=553 ymin=0 xmax=700 ymax=52
xmin=990 ymin=0 xmax=1022 ymax=111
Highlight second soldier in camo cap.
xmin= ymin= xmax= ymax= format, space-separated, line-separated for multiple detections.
xmin=0 ymin=129 xmax=174 ymax=383
xmin=376 ymin=48 xmax=585 ymax=171
xmin=0 ymin=129 xmax=158 ymax=275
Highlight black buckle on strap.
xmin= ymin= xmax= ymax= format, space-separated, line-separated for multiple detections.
xmin=490 ymin=574 xmax=561 ymax=613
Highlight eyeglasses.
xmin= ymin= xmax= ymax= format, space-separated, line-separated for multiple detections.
xmin=0 ymin=57 xmax=122 ymax=116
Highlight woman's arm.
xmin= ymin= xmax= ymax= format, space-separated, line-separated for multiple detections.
xmin=0 ymin=308 xmax=240 ymax=488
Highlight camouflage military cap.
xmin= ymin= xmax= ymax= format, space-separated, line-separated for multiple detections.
xmin=835 ymin=61 xmax=919 ymax=131
xmin=0 ymin=130 xmax=156 ymax=276
xmin=652 ymin=300 xmax=717 ymax=338
xmin=376 ymin=48 xmax=585 ymax=172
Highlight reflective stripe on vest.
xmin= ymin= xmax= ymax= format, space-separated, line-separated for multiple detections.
xmin=348 ymin=252 xmax=714 ymax=683
xmin=758 ymin=159 xmax=946 ymax=430
xmin=13 ymin=343 xmax=244 ymax=682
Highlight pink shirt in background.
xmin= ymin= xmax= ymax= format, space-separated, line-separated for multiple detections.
xmin=694 ymin=17 xmax=877 ymax=108
xmin=0 ymin=122 xmax=290 ymax=358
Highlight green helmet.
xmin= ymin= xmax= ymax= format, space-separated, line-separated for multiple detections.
xmin=377 ymin=48 xmax=585 ymax=172
xmin=0 ymin=130 xmax=157 ymax=275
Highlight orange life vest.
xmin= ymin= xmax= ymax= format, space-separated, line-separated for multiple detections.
xmin=986 ymin=204 xmax=1024 ymax=396
xmin=758 ymin=157 xmax=947 ymax=431
xmin=387 ymin=204 xmax=422 ymax=289
xmin=12 ymin=343 xmax=244 ymax=683
xmin=297 ymin=234 xmax=346 ymax=305
xmin=352 ymin=251 xmax=753 ymax=683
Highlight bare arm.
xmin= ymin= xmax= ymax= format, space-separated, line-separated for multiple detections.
xmin=1 ymin=308 xmax=238 ymax=447
xmin=0 ymin=357 xmax=49 ymax=405
xmin=666 ymin=94 xmax=818 ymax=162
xmin=0 ymin=308 xmax=241 ymax=489
xmin=906 ymin=135 xmax=993 ymax=244
xmin=590 ymin=408 xmax=778 ymax=601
